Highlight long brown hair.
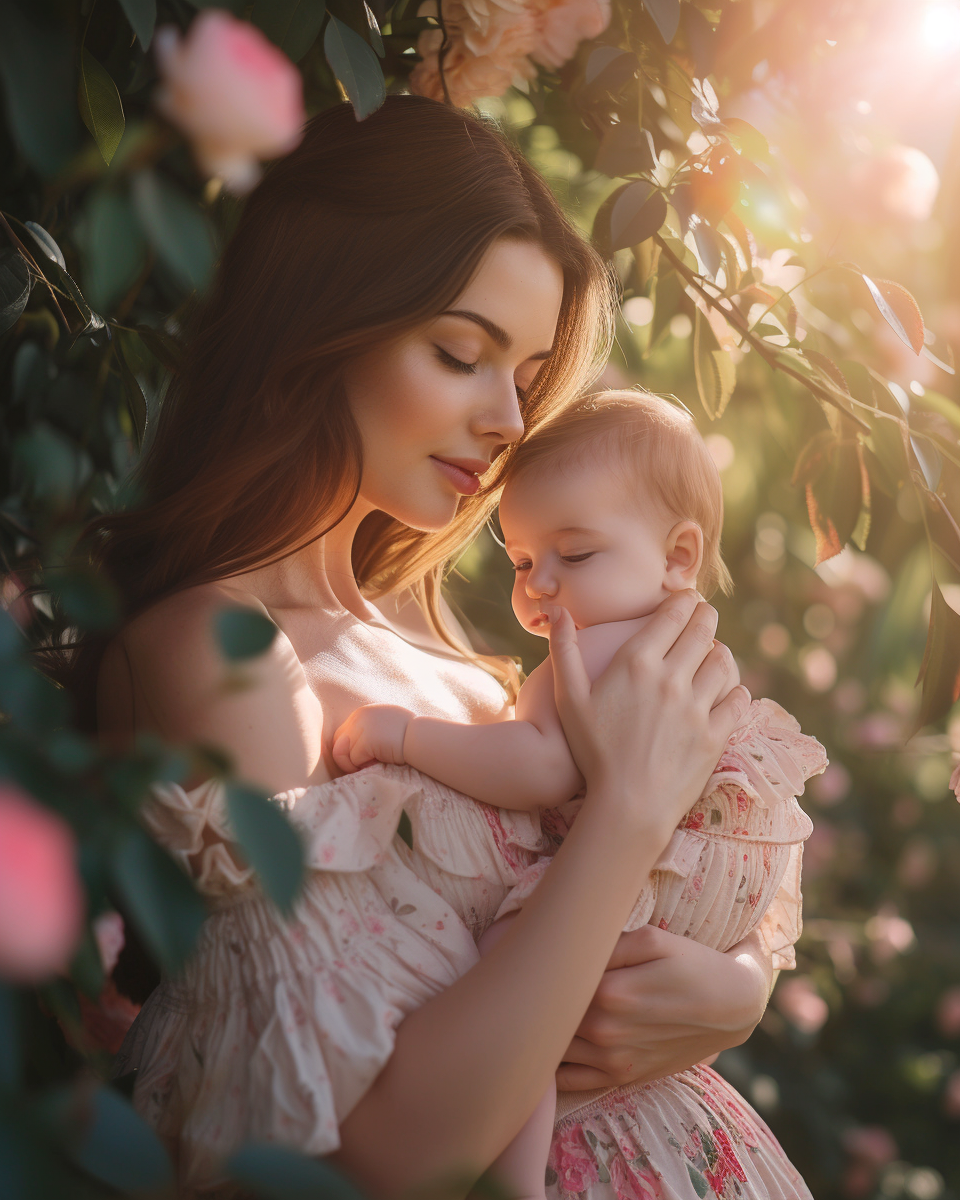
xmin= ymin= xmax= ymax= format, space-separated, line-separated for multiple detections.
xmin=58 ymin=95 xmax=615 ymax=721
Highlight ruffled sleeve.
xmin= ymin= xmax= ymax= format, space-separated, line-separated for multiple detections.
xmin=142 ymin=766 xmax=433 ymax=897
xmin=124 ymin=763 xmax=495 ymax=1195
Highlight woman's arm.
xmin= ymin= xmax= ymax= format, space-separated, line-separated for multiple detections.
xmin=331 ymin=593 xmax=751 ymax=1196
xmin=556 ymin=925 xmax=774 ymax=1090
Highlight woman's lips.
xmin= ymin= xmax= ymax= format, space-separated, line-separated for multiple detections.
xmin=430 ymin=456 xmax=485 ymax=496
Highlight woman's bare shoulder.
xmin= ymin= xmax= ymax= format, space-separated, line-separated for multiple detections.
xmin=99 ymin=583 xmax=326 ymax=792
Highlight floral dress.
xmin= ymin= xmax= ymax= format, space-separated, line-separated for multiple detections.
xmin=116 ymin=696 xmax=824 ymax=1200
xmin=498 ymin=698 xmax=827 ymax=1200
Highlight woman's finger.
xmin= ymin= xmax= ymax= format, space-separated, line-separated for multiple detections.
xmin=547 ymin=606 xmax=591 ymax=719
xmin=661 ymin=600 xmax=719 ymax=678
xmin=608 ymin=589 xmax=700 ymax=670
xmin=708 ymin=684 xmax=751 ymax=742
xmin=691 ymin=640 xmax=736 ymax=709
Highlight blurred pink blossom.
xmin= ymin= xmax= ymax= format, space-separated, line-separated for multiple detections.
xmin=154 ymin=10 xmax=305 ymax=194
xmin=0 ymin=784 xmax=84 ymax=983
xmin=809 ymin=762 xmax=851 ymax=807
xmin=848 ymin=144 xmax=939 ymax=224
xmin=848 ymin=712 xmax=903 ymax=751
xmin=1 ymin=573 xmax=32 ymax=628
xmin=93 ymin=910 xmax=125 ymax=974
xmin=943 ymin=1070 xmax=960 ymax=1119
xmin=532 ymin=0 xmax=610 ymax=69
xmin=865 ymin=903 xmax=915 ymax=964
xmin=842 ymin=1125 xmax=899 ymax=1197
xmin=773 ymin=976 xmax=829 ymax=1035
xmin=410 ymin=0 xmax=609 ymax=107
xmin=950 ymin=761 xmax=960 ymax=801
xmin=936 ymin=987 xmax=960 ymax=1039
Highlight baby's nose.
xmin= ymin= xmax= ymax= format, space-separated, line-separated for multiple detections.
xmin=526 ymin=568 xmax=557 ymax=600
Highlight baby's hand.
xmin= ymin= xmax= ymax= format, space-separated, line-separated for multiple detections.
xmin=332 ymin=704 xmax=412 ymax=774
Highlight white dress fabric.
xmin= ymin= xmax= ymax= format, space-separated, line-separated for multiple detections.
xmin=117 ymin=695 xmax=825 ymax=1200
xmin=117 ymin=766 xmax=545 ymax=1195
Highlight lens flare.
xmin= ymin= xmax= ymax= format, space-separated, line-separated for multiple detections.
xmin=920 ymin=1 xmax=960 ymax=55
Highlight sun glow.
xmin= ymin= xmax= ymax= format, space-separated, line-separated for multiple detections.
xmin=919 ymin=1 xmax=960 ymax=55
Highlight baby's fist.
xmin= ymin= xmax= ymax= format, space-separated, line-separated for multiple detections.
xmin=332 ymin=704 xmax=412 ymax=775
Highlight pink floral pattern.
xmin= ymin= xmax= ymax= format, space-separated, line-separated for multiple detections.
xmin=548 ymin=1067 xmax=809 ymax=1199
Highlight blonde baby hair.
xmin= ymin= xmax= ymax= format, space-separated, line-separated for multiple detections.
xmin=504 ymin=389 xmax=733 ymax=598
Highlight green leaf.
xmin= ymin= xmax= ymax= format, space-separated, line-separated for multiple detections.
xmin=364 ymin=2 xmax=385 ymax=56
xmin=215 ymin=607 xmax=278 ymax=661
xmin=594 ymin=122 xmax=655 ymax=179
xmin=115 ymin=336 xmax=148 ymax=447
xmin=914 ymin=579 xmax=960 ymax=733
xmin=609 ymin=183 xmax=667 ymax=253
xmin=47 ymin=568 xmax=121 ymax=633
xmin=118 ymin=0 xmax=156 ymax=49
xmin=0 ymin=248 xmax=31 ymax=335
xmin=227 ymin=1143 xmax=366 ymax=1200
xmin=644 ymin=0 xmax=681 ymax=43
xmin=0 ymin=0 xmax=80 ymax=175
xmin=859 ymin=273 xmax=925 ymax=355
xmin=81 ymin=189 xmax=148 ymax=312
xmin=792 ymin=432 xmax=865 ymax=565
xmin=323 ymin=15 xmax=386 ymax=120
xmin=24 ymin=222 xmax=66 ymax=270
xmin=131 ymin=170 xmax=217 ymax=293
xmin=135 ymin=323 xmax=182 ymax=372
xmin=226 ymin=785 xmax=305 ymax=914
xmin=111 ymin=828 xmax=207 ymax=976
xmin=12 ymin=422 xmax=92 ymax=505
xmin=70 ymin=1087 xmax=174 ymax=1192
xmin=78 ymin=48 xmax=125 ymax=166
xmin=693 ymin=309 xmax=735 ymax=419
xmin=251 ymin=0 xmax=326 ymax=62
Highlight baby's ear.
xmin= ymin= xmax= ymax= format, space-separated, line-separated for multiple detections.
xmin=664 ymin=521 xmax=704 ymax=590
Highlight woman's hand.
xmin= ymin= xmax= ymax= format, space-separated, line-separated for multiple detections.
xmin=555 ymin=926 xmax=773 ymax=1090
xmin=546 ymin=592 xmax=750 ymax=837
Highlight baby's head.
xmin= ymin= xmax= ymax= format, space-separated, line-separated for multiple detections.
xmin=499 ymin=390 xmax=732 ymax=636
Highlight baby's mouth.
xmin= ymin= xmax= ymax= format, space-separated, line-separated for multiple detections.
xmin=530 ymin=613 xmax=550 ymax=629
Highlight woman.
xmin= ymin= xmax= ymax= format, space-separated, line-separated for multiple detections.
xmin=87 ymin=96 xmax=769 ymax=1197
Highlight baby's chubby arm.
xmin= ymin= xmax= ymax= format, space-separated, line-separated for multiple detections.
xmin=331 ymin=665 xmax=582 ymax=810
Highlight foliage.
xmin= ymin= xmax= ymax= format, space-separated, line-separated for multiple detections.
xmin=1 ymin=0 xmax=959 ymax=1196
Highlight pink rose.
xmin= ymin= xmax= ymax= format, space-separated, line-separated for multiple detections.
xmin=531 ymin=0 xmax=611 ymax=69
xmin=0 ymin=784 xmax=84 ymax=982
xmin=154 ymin=10 xmax=305 ymax=194
xmin=549 ymin=1123 xmax=600 ymax=1193
xmin=609 ymin=1155 xmax=663 ymax=1200
xmin=773 ymin=976 xmax=829 ymax=1035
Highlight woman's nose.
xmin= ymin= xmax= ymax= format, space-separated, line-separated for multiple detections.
xmin=475 ymin=379 xmax=525 ymax=447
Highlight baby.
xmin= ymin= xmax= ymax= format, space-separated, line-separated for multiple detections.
xmin=333 ymin=390 xmax=826 ymax=1200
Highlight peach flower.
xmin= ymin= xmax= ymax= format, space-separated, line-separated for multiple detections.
xmin=411 ymin=1 xmax=537 ymax=107
xmin=531 ymin=0 xmax=611 ymax=69
xmin=154 ymin=9 xmax=305 ymax=194
xmin=410 ymin=0 xmax=609 ymax=107
xmin=0 ymin=784 xmax=84 ymax=982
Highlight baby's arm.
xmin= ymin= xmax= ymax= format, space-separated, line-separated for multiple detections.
xmin=332 ymin=660 xmax=582 ymax=810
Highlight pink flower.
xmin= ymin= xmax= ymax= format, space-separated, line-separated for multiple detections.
xmin=154 ymin=10 xmax=305 ymax=194
xmin=93 ymin=910 xmax=125 ymax=974
xmin=530 ymin=0 xmax=611 ymax=69
xmin=549 ymin=1122 xmax=600 ymax=1193
xmin=936 ymin=987 xmax=960 ymax=1038
xmin=410 ymin=0 xmax=610 ymax=107
xmin=943 ymin=1070 xmax=960 ymax=1119
xmin=842 ymin=1125 xmax=898 ymax=1166
xmin=773 ymin=976 xmax=829 ymax=1035
xmin=950 ymin=761 xmax=960 ymax=801
xmin=0 ymin=784 xmax=84 ymax=983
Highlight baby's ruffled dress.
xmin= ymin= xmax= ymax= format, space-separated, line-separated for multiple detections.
xmin=117 ymin=698 xmax=825 ymax=1200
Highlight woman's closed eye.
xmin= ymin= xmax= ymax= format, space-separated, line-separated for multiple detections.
xmin=561 ymin=552 xmax=596 ymax=564
xmin=435 ymin=346 xmax=477 ymax=374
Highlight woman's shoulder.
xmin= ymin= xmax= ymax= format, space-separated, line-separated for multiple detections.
xmin=99 ymin=582 xmax=327 ymax=792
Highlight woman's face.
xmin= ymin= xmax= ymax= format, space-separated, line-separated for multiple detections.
xmin=344 ymin=238 xmax=564 ymax=530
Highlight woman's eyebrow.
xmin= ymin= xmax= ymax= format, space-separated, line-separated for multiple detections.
xmin=441 ymin=309 xmax=553 ymax=360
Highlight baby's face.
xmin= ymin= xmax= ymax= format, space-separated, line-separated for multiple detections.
xmin=499 ymin=458 xmax=675 ymax=636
